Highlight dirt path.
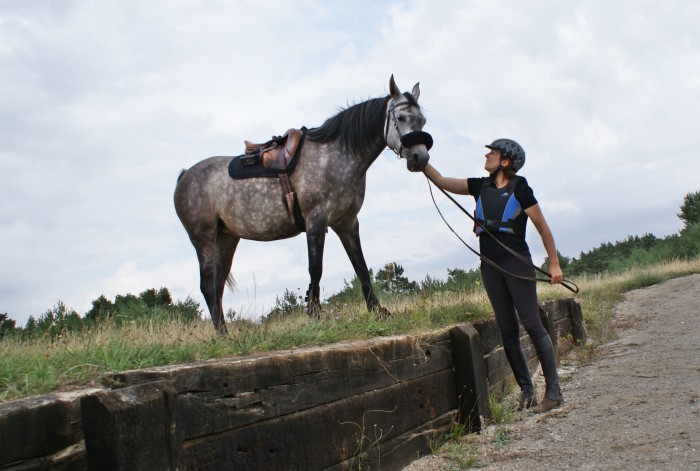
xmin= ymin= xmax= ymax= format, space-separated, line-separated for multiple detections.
xmin=404 ymin=274 xmax=700 ymax=470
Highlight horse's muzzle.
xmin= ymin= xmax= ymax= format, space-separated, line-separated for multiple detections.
xmin=401 ymin=131 xmax=432 ymax=172
xmin=405 ymin=145 xmax=430 ymax=172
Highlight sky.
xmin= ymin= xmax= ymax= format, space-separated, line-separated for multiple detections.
xmin=2 ymin=0 xmax=699 ymax=326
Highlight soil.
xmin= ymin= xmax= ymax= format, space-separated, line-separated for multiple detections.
xmin=403 ymin=273 xmax=700 ymax=471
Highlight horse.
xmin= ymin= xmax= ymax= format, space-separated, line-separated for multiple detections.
xmin=174 ymin=76 xmax=432 ymax=332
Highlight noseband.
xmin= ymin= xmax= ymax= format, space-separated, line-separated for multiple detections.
xmin=385 ymin=100 xmax=433 ymax=157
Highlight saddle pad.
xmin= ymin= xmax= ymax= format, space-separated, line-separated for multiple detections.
xmin=228 ymin=132 xmax=304 ymax=180
xmin=228 ymin=154 xmax=289 ymax=179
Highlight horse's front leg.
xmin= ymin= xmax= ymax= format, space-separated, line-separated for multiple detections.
xmin=305 ymin=224 xmax=327 ymax=316
xmin=333 ymin=218 xmax=390 ymax=317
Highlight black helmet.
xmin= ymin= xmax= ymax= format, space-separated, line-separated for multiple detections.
xmin=485 ymin=138 xmax=526 ymax=172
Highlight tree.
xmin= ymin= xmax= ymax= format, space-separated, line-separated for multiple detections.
xmin=173 ymin=296 xmax=202 ymax=321
xmin=444 ymin=267 xmax=481 ymax=291
xmin=326 ymin=269 xmax=376 ymax=306
xmin=376 ymin=262 xmax=418 ymax=294
xmin=85 ymin=295 xmax=115 ymax=321
xmin=24 ymin=316 xmax=37 ymax=334
xmin=266 ymin=288 xmax=303 ymax=321
xmin=34 ymin=301 xmax=83 ymax=338
xmin=0 ymin=313 xmax=16 ymax=339
xmin=678 ymin=190 xmax=700 ymax=231
xmin=113 ymin=293 xmax=144 ymax=320
xmin=139 ymin=287 xmax=172 ymax=307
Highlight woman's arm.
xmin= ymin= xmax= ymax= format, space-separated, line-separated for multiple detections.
xmin=422 ymin=163 xmax=470 ymax=195
xmin=524 ymin=203 xmax=564 ymax=284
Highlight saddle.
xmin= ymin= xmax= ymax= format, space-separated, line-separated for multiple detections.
xmin=229 ymin=128 xmax=306 ymax=231
xmin=243 ymin=128 xmax=304 ymax=171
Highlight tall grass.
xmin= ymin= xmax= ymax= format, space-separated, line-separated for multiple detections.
xmin=2 ymin=258 xmax=699 ymax=402
xmin=542 ymin=258 xmax=700 ymax=346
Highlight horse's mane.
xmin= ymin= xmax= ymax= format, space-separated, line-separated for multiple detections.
xmin=306 ymin=92 xmax=419 ymax=156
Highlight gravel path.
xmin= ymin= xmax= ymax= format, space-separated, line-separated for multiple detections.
xmin=404 ymin=274 xmax=700 ymax=470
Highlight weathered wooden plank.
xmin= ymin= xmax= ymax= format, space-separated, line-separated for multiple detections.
xmin=554 ymin=318 xmax=573 ymax=341
xmin=181 ymin=370 xmax=457 ymax=471
xmin=108 ymin=332 xmax=455 ymax=437
xmin=2 ymin=442 xmax=87 ymax=471
xmin=0 ymin=389 xmax=98 ymax=468
xmin=567 ymin=298 xmax=587 ymax=343
xmin=472 ymin=319 xmax=502 ymax=354
xmin=110 ymin=332 xmax=452 ymax=389
xmin=541 ymin=299 xmax=573 ymax=322
xmin=449 ymin=325 xmax=488 ymax=432
xmin=81 ymin=381 xmax=182 ymax=471
xmin=327 ymin=410 xmax=458 ymax=471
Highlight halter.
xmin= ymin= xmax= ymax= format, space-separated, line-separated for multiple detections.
xmin=384 ymin=98 xmax=433 ymax=157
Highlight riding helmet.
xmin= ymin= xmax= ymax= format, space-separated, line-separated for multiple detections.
xmin=485 ymin=138 xmax=526 ymax=172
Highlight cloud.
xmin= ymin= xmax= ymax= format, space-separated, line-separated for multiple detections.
xmin=2 ymin=1 xmax=699 ymax=325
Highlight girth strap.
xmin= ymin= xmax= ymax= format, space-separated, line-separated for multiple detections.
xmin=278 ymin=173 xmax=305 ymax=232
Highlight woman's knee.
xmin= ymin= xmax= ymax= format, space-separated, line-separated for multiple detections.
xmin=499 ymin=325 xmax=522 ymax=347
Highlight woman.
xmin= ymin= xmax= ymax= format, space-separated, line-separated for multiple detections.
xmin=422 ymin=138 xmax=564 ymax=413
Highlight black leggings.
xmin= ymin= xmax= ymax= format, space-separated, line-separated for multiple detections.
xmin=481 ymin=257 xmax=561 ymax=400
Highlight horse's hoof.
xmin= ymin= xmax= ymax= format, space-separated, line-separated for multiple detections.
xmin=305 ymin=303 xmax=322 ymax=319
xmin=370 ymin=305 xmax=391 ymax=319
xmin=215 ymin=326 xmax=228 ymax=336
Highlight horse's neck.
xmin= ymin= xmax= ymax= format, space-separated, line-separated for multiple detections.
xmin=348 ymin=139 xmax=387 ymax=174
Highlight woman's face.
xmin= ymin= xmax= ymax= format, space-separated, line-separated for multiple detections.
xmin=484 ymin=148 xmax=502 ymax=173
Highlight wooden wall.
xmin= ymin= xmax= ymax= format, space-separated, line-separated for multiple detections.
xmin=0 ymin=298 xmax=584 ymax=471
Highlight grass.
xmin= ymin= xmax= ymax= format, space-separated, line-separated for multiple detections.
xmin=1 ymin=258 xmax=699 ymax=403
xmin=486 ymin=386 xmax=516 ymax=428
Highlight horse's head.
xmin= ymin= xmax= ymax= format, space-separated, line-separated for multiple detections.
xmin=385 ymin=75 xmax=432 ymax=172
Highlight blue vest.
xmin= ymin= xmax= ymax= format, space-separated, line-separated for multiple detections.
xmin=474 ymin=176 xmax=527 ymax=238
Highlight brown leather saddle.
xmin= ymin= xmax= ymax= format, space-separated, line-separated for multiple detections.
xmin=244 ymin=128 xmax=304 ymax=171
xmin=238 ymin=128 xmax=306 ymax=231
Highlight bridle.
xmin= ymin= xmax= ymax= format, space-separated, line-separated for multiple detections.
xmin=384 ymin=98 xmax=433 ymax=157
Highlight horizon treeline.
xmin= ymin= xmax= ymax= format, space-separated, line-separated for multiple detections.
xmin=2 ymin=191 xmax=699 ymax=338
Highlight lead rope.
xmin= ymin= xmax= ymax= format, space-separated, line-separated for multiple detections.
xmin=425 ymin=176 xmax=580 ymax=294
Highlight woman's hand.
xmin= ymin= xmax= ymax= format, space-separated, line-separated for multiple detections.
xmin=525 ymin=203 xmax=563 ymax=284
xmin=548 ymin=263 xmax=564 ymax=284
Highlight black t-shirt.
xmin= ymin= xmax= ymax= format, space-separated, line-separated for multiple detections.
xmin=467 ymin=176 xmax=538 ymax=260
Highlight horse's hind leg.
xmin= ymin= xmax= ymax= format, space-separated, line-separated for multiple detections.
xmin=195 ymin=232 xmax=240 ymax=333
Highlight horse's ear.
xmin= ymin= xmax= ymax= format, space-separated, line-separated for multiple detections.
xmin=389 ymin=75 xmax=401 ymax=98
xmin=411 ymin=83 xmax=420 ymax=101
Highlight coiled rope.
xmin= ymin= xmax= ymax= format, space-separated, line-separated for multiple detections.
xmin=425 ymin=175 xmax=579 ymax=294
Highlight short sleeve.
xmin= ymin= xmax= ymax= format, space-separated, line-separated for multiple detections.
xmin=515 ymin=178 xmax=538 ymax=210
xmin=467 ymin=177 xmax=484 ymax=200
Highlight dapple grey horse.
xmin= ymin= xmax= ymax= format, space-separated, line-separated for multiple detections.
xmin=174 ymin=76 xmax=431 ymax=332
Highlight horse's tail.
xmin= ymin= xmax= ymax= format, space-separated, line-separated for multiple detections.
xmin=226 ymin=273 xmax=236 ymax=292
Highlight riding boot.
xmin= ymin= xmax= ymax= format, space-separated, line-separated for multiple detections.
xmin=529 ymin=329 xmax=562 ymax=401
xmin=503 ymin=344 xmax=534 ymax=397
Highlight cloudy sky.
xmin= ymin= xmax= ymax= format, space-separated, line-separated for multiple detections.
xmin=2 ymin=0 xmax=699 ymax=326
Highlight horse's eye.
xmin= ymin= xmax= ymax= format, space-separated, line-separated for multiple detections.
xmin=397 ymin=115 xmax=406 ymax=123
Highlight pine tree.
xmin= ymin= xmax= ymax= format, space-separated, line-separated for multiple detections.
xmin=678 ymin=190 xmax=700 ymax=231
